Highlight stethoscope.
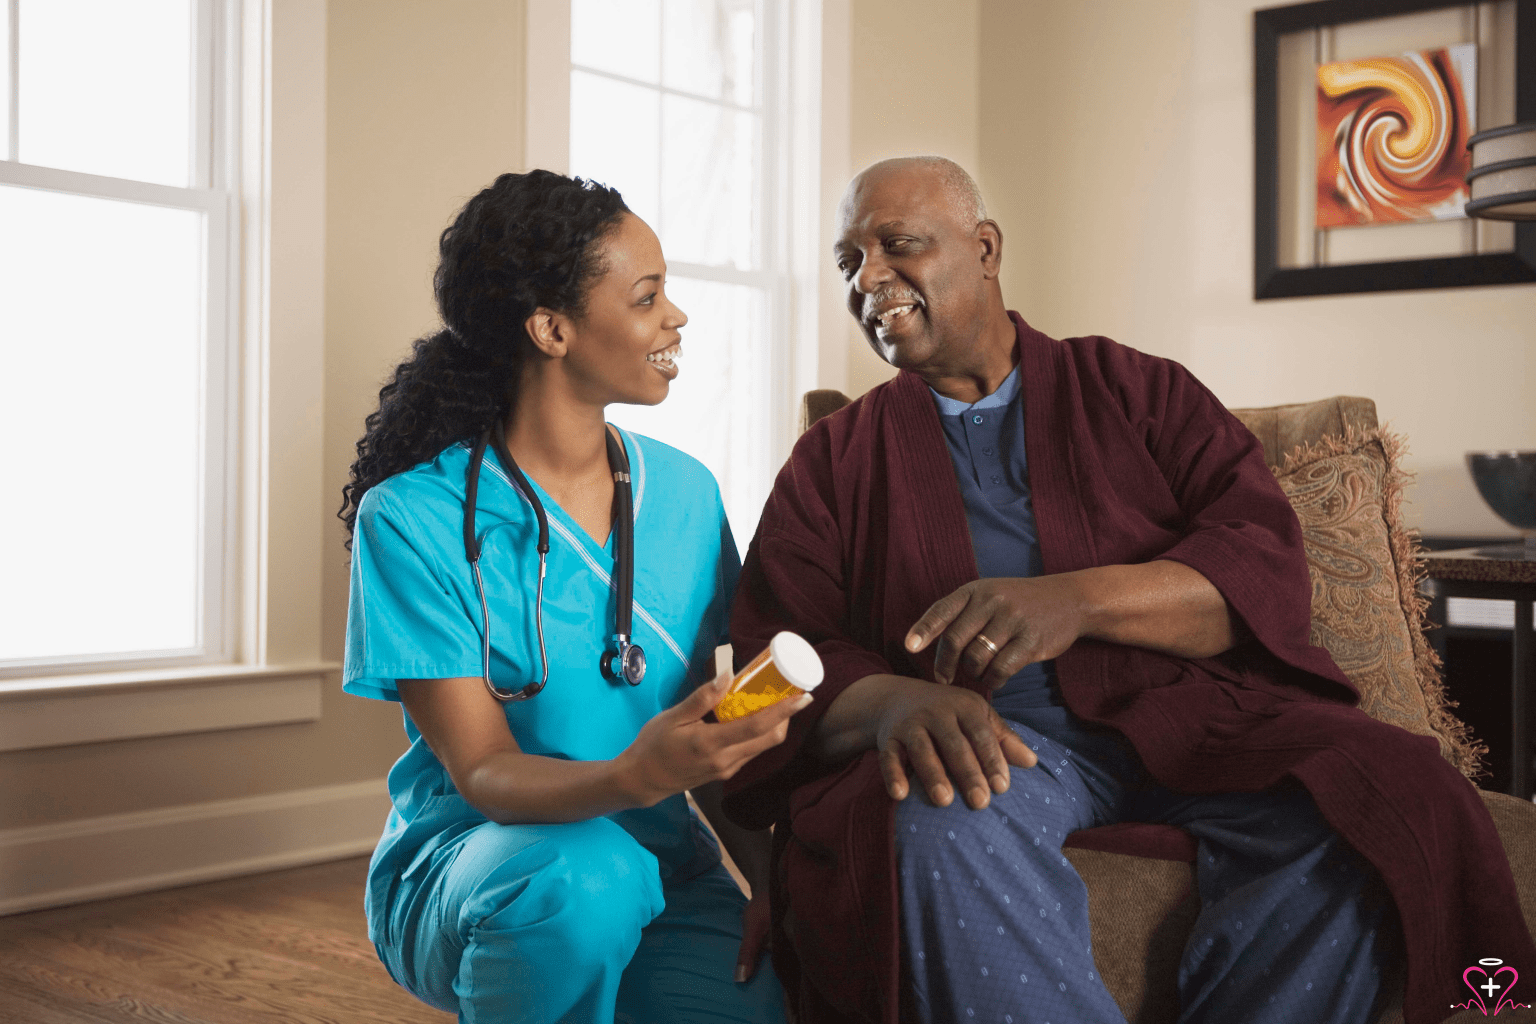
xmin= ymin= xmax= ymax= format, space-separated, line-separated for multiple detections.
xmin=461 ymin=423 xmax=645 ymax=702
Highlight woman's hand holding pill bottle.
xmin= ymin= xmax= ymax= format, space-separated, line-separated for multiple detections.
xmin=614 ymin=647 xmax=815 ymax=808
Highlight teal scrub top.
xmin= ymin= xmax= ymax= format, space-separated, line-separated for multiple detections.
xmin=343 ymin=428 xmax=741 ymax=929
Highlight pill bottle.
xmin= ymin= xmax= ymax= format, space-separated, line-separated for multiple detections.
xmin=714 ymin=631 xmax=824 ymax=722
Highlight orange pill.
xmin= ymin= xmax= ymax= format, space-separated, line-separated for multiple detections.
xmin=714 ymin=632 xmax=824 ymax=722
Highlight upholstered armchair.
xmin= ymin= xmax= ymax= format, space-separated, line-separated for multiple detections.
xmin=797 ymin=390 xmax=1536 ymax=1024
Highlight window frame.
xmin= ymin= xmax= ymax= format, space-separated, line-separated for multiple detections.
xmin=528 ymin=0 xmax=825 ymax=509
xmin=0 ymin=0 xmax=333 ymax=750
xmin=0 ymin=0 xmax=241 ymax=678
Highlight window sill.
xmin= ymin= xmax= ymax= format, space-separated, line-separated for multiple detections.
xmin=0 ymin=663 xmax=338 ymax=752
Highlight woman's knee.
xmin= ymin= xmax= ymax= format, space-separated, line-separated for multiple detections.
xmin=386 ymin=818 xmax=666 ymax=1012
xmin=459 ymin=817 xmax=665 ymax=942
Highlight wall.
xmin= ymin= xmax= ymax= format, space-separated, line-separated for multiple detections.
xmin=840 ymin=0 xmax=983 ymax=398
xmin=322 ymin=0 xmax=526 ymax=709
xmin=978 ymin=0 xmax=1535 ymax=535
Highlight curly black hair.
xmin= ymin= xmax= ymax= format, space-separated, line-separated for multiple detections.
xmin=339 ymin=170 xmax=630 ymax=542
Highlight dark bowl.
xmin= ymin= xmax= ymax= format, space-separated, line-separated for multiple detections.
xmin=1466 ymin=451 xmax=1536 ymax=531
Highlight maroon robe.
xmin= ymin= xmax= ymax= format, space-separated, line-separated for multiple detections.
xmin=724 ymin=314 xmax=1535 ymax=1024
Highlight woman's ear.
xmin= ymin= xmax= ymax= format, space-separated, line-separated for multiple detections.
xmin=524 ymin=309 xmax=571 ymax=358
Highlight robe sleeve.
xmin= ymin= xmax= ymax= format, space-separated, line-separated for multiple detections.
xmin=1101 ymin=342 xmax=1350 ymax=693
xmin=724 ymin=420 xmax=894 ymax=829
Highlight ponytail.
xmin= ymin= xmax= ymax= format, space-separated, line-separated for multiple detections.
xmin=339 ymin=170 xmax=629 ymax=543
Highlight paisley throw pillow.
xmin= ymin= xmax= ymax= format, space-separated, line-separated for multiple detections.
xmin=1274 ymin=430 xmax=1483 ymax=778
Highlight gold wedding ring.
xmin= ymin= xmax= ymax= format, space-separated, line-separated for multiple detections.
xmin=975 ymin=633 xmax=1000 ymax=655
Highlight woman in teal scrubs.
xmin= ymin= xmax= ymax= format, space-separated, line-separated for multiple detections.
xmin=338 ymin=170 xmax=803 ymax=1024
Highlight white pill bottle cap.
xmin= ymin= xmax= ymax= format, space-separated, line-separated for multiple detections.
xmin=770 ymin=631 xmax=825 ymax=692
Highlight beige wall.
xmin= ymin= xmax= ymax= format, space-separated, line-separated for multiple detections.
xmin=978 ymin=0 xmax=1535 ymax=535
xmin=321 ymin=0 xmax=528 ymax=779
xmin=842 ymin=0 xmax=982 ymax=397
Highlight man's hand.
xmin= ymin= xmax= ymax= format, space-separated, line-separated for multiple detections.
xmin=905 ymin=563 xmax=1238 ymax=684
xmin=905 ymin=576 xmax=1088 ymax=688
xmin=874 ymin=678 xmax=1036 ymax=808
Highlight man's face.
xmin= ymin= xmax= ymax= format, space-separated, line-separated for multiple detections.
xmin=833 ymin=167 xmax=988 ymax=372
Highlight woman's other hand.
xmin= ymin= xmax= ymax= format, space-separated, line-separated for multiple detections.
xmin=616 ymin=670 xmax=811 ymax=808
xmin=735 ymin=887 xmax=771 ymax=983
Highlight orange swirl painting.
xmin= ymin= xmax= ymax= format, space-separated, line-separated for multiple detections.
xmin=1316 ymin=44 xmax=1477 ymax=227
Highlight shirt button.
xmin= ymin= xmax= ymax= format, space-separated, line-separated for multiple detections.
xmin=991 ymin=474 xmax=1002 ymax=484
xmin=983 ymin=447 xmax=995 ymax=457
xmin=972 ymin=414 xmax=984 ymax=424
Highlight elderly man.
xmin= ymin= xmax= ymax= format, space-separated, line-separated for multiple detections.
xmin=723 ymin=157 xmax=1534 ymax=1024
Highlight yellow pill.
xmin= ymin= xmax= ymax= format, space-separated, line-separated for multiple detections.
xmin=714 ymin=632 xmax=824 ymax=722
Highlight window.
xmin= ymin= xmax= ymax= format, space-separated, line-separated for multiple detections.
xmin=0 ymin=0 xmax=238 ymax=674
xmin=556 ymin=0 xmax=820 ymax=540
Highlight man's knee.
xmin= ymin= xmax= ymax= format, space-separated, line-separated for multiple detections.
xmin=894 ymin=769 xmax=1076 ymax=888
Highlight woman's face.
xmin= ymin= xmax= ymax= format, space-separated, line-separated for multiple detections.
xmin=562 ymin=213 xmax=688 ymax=407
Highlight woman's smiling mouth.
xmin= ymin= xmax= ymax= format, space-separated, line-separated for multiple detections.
xmin=646 ymin=343 xmax=682 ymax=378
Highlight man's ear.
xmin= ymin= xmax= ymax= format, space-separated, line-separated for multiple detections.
xmin=524 ymin=309 xmax=570 ymax=358
xmin=977 ymin=220 xmax=1004 ymax=280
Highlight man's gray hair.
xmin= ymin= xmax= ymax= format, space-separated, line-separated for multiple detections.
xmin=903 ymin=155 xmax=989 ymax=226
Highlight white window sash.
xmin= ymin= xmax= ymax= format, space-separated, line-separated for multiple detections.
xmin=527 ymin=0 xmax=823 ymax=500
xmin=0 ymin=0 xmax=240 ymax=677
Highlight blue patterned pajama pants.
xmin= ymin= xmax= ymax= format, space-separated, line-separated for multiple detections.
xmin=896 ymin=705 xmax=1400 ymax=1024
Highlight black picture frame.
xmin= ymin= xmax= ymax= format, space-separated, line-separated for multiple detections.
xmin=1254 ymin=0 xmax=1536 ymax=299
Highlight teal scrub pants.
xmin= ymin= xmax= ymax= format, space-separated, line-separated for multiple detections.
xmin=372 ymin=815 xmax=786 ymax=1024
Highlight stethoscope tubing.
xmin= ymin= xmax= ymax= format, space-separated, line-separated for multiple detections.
xmin=463 ymin=423 xmax=640 ymax=702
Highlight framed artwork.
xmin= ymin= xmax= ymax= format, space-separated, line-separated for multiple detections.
xmin=1254 ymin=0 xmax=1536 ymax=298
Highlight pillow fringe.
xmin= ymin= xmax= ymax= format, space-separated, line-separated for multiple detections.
xmin=1276 ymin=424 xmax=1488 ymax=782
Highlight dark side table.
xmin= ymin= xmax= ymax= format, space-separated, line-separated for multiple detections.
xmin=1419 ymin=543 xmax=1536 ymax=800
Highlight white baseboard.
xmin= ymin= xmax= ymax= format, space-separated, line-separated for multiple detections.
xmin=0 ymin=778 xmax=391 ymax=916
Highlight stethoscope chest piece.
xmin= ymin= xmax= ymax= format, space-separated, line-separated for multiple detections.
xmin=603 ymin=635 xmax=646 ymax=686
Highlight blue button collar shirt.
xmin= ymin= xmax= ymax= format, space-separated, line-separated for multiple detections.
xmin=929 ymin=363 xmax=1061 ymax=709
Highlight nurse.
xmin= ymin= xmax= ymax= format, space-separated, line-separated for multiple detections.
xmin=339 ymin=170 xmax=802 ymax=1024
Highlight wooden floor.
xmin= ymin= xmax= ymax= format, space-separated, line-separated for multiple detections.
xmin=0 ymin=858 xmax=454 ymax=1024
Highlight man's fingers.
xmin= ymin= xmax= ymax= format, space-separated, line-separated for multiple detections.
xmin=959 ymin=629 xmax=1009 ymax=685
xmin=959 ymin=713 xmax=1012 ymax=794
xmin=933 ymin=606 xmax=992 ymax=685
xmin=998 ymin=724 xmax=1038 ymax=769
xmin=979 ymin=637 xmax=1034 ymax=691
xmin=878 ymin=741 xmax=911 ymax=801
xmin=900 ymin=729 xmax=955 ymax=807
xmin=905 ymin=590 xmax=968 ymax=654
xmin=927 ymin=720 xmax=993 ymax=809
